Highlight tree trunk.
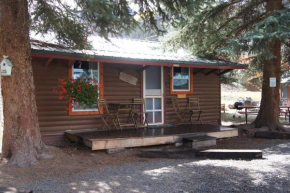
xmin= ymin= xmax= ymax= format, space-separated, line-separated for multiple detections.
xmin=0 ymin=0 xmax=45 ymax=167
xmin=254 ymin=0 xmax=284 ymax=130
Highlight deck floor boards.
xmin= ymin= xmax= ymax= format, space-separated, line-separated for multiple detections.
xmin=68 ymin=124 xmax=233 ymax=140
xmin=65 ymin=124 xmax=238 ymax=150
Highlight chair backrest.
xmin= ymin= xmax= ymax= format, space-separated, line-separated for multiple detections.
xmin=133 ymin=98 xmax=144 ymax=112
xmin=97 ymin=99 xmax=109 ymax=114
xmin=172 ymin=97 xmax=180 ymax=113
xmin=133 ymin=98 xmax=144 ymax=105
xmin=189 ymin=97 xmax=200 ymax=110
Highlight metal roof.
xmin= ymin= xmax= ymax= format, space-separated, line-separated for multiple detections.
xmin=31 ymin=37 xmax=247 ymax=68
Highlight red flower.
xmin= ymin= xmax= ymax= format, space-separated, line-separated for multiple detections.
xmin=77 ymin=89 xmax=81 ymax=92
xmin=72 ymin=80 xmax=76 ymax=83
xmin=59 ymin=84 xmax=65 ymax=89
xmin=59 ymin=96 xmax=64 ymax=100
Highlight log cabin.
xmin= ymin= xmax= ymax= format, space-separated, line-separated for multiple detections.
xmin=30 ymin=38 xmax=247 ymax=148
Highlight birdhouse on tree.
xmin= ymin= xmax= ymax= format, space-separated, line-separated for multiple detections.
xmin=1 ymin=56 xmax=13 ymax=76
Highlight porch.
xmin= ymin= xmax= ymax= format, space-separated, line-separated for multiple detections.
xmin=65 ymin=124 xmax=238 ymax=150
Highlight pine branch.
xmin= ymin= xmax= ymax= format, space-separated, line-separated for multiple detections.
xmin=235 ymin=13 xmax=267 ymax=35
xmin=200 ymin=0 xmax=244 ymax=24
xmin=215 ymin=0 xmax=267 ymax=34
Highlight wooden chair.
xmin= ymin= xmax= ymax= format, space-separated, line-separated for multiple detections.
xmin=172 ymin=97 xmax=192 ymax=124
xmin=188 ymin=98 xmax=202 ymax=124
xmin=97 ymin=99 xmax=119 ymax=130
xmin=132 ymin=98 xmax=149 ymax=129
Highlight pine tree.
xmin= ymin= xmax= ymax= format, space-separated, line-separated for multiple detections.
xmin=164 ymin=0 xmax=290 ymax=130
xmin=2 ymin=0 xmax=287 ymax=167
xmin=0 ymin=0 xmax=191 ymax=167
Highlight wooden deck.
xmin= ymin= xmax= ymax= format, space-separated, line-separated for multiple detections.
xmin=65 ymin=124 xmax=238 ymax=150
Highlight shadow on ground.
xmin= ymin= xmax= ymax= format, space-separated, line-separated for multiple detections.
xmin=17 ymin=141 xmax=290 ymax=193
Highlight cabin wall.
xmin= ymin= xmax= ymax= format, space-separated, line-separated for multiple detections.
xmin=32 ymin=58 xmax=221 ymax=145
xmin=163 ymin=67 xmax=220 ymax=125
xmin=32 ymin=58 xmax=142 ymax=144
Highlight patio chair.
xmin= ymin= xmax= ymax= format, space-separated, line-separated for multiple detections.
xmin=132 ymin=98 xmax=149 ymax=129
xmin=188 ymin=98 xmax=203 ymax=124
xmin=97 ymin=99 xmax=119 ymax=130
xmin=172 ymin=97 xmax=192 ymax=124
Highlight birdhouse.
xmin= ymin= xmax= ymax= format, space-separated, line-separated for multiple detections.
xmin=1 ymin=56 xmax=13 ymax=76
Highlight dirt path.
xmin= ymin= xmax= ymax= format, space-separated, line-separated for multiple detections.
xmin=1 ymin=130 xmax=290 ymax=192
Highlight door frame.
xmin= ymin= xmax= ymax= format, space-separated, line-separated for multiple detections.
xmin=143 ymin=66 xmax=164 ymax=125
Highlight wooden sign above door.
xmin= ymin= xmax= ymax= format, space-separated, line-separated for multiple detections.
xmin=119 ymin=72 xmax=138 ymax=86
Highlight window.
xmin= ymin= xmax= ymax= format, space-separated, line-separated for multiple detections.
xmin=68 ymin=61 xmax=103 ymax=115
xmin=145 ymin=97 xmax=163 ymax=124
xmin=170 ymin=67 xmax=193 ymax=94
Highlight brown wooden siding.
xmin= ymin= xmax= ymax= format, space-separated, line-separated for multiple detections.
xmin=33 ymin=58 xmax=221 ymax=145
xmin=164 ymin=67 xmax=221 ymax=125
xmin=32 ymin=58 xmax=142 ymax=145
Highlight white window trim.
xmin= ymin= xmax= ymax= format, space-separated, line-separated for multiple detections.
xmin=172 ymin=67 xmax=191 ymax=91
xmin=71 ymin=62 xmax=99 ymax=112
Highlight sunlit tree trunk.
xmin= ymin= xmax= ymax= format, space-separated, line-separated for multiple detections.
xmin=0 ymin=0 xmax=45 ymax=167
xmin=254 ymin=0 xmax=284 ymax=130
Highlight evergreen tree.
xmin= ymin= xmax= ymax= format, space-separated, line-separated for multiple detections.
xmin=0 ymin=0 xmax=191 ymax=167
xmin=164 ymin=0 xmax=290 ymax=130
xmin=2 ymin=0 xmax=288 ymax=167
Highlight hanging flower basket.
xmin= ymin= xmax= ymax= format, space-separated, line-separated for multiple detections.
xmin=54 ymin=78 xmax=99 ymax=109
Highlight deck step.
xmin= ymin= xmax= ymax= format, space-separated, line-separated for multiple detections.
xmin=195 ymin=149 xmax=263 ymax=159
xmin=183 ymin=136 xmax=217 ymax=149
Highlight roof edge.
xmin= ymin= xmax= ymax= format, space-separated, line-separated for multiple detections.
xmin=31 ymin=49 xmax=248 ymax=69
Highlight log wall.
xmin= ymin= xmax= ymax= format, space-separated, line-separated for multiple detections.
xmin=32 ymin=58 xmax=220 ymax=145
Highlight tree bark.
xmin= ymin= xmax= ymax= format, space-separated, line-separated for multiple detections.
xmin=0 ymin=0 xmax=45 ymax=167
xmin=253 ymin=0 xmax=284 ymax=131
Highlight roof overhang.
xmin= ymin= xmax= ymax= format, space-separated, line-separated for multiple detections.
xmin=31 ymin=49 xmax=248 ymax=70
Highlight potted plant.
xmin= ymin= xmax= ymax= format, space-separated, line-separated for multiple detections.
xmin=54 ymin=78 xmax=99 ymax=110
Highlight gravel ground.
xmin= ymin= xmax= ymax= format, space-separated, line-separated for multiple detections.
xmin=13 ymin=138 xmax=290 ymax=193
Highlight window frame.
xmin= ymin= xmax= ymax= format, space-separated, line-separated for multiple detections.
xmin=68 ymin=61 xmax=104 ymax=115
xmin=170 ymin=67 xmax=193 ymax=95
